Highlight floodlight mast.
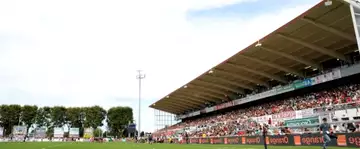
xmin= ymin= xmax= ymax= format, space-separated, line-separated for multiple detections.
xmin=136 ymin=70 xmax=145 ymax=139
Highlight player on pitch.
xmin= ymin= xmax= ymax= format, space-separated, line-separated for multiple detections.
xmin=319 ymin=118 xmax=337 ymax=149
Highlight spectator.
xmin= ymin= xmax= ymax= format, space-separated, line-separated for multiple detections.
xmin=154 ymin=84 xmax=360 ymax=137
xmin=355 ymin=124 xmax=360 ymax=132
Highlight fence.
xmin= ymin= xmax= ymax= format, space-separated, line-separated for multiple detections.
xmin=171 ymin=133 xmax=360 ymax=147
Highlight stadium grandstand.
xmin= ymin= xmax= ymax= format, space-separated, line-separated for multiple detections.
xmin=149 ymin=0 xmax=360 ymax=142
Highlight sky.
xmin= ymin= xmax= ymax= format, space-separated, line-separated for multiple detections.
xmin=0 ymin=0 xmax=319 ymax=132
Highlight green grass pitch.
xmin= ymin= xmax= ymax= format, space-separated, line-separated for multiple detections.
xmin=0 ymin=142 xmax=356 ymax=149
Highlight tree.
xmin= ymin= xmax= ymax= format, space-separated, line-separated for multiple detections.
xmin=21 ymin=105 xmax=38 ymax=136
xmin=65 ymin=107 xmax=83 ymax=128
xmin=84 ymin=106 xmax=106 ymax=129
xmin=65 ymin=107 xmax=84 ymax=137
xmin=93 ymin=128 xmax=103 ymax=137
xmin=102 ymin=131 xmax=108 ymax=138
xmin=0 ymin=105 xmax=5 ymax=134
xmin=0 ymin=105 xmax=4 ymax=127
xmin=35 ymin=107 xmax=51 ymax=128
xmin=50 ymin=106 xmax=67 ymax=127
xmin=106 ymin=106 xmax=133 ymax=137
xmin=46 ymin=126 xmax=54 ymax=138
xmin=0 ymin=105 xmax=22 ymax=136
xmin=0 ymin=105 xmax=125 ymax=137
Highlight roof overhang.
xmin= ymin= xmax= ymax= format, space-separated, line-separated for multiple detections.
xmin=150 ymin=0 xmax=359 ymax=115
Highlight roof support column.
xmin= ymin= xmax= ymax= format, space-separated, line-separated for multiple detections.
xmin=349 ymin=1 xmax=360 ymax=53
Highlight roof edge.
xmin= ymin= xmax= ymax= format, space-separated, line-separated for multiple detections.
xmin=149 ymin=0 xmax=327 ymax=113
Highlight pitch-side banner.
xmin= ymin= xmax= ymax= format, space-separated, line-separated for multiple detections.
xmin=69 ymin=128 xmax=79 ymax=138
xmin=54 ymin=127 xmax=64 ymax=138
xmin=35 ymin=127 xmax=46 ymax=138
xmin=0 ymin=127 xmax=3 ymax=137
xmin=84 ymin=128 xmax=94 ymax=138
xmin=12 ymin=126 xmax=27 ymax=137
xmin=183 ymin=133 xmax=360 ymax=147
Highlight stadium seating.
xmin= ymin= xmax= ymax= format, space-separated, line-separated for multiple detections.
xmin=154 ymin=83 xmax=360 ymax=138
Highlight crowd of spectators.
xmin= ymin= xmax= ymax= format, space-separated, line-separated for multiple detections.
xmin=154 ymin=83 xmax=360 ymax=138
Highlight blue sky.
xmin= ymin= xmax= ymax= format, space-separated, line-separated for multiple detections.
xmin=187 ymin=0 xmax=318 ymax=20
xmin=0 ymin=0 xmax=319 ymax=132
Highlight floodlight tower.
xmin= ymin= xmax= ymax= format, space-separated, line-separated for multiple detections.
xmin=136 ymin=70 xmax=145 ymax=138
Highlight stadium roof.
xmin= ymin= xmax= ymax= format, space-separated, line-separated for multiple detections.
xmin=150 ymin=0 xmax=359 ymax=115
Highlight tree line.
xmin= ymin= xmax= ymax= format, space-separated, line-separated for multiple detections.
xmin=0 ymin=105 xmax=133 ymax=137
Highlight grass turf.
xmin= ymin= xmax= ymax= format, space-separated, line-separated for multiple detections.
xmin=0 ymin=142 xmax=357 ymax=149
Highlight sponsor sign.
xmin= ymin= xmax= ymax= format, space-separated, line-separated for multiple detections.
xmin=259 ymin=89 xmax=277 ymax=98
xmin=0 ymin=127 xmax=3 ymax=137
xmin=347 ymin=133 xmax=360 ymax=147
xmin=205 ymin=107 xmax=215 ymax=113
xmin=211 ymin=137 xmax=223 ymax=144
xmin=84 ymin=128 xmax=94 ymax=139
xmin=191 ymin=111 xmax=200 ymax=116
xmin=54 ymin=127 xmax=64 ymax=138
xmin=183 ymin=133 xmax=360 ymax=147
xmin=190 ymin=138 xmax=199 ymax=144
xmin=178 ymin=115 xmax=186 ymax=119
xmin=284 ymin=116 xmax=319 ymax=127
xmin=294 ymin=134 xmax=337 ymax=146
xmin=250 ymin=89 xmax=276 ymax=101
xmin=225 ymin=136 xmax=240 ymax=144
xmin=69 ymin=128 xmax=80 ymax=138
xmin=34 ymin=127 xmax=46 ymax=138
xmin=242 ymin=136 xmax=263 ymax=144
xmin=266 ymin=135 xmax=292 ymax=145
xmin=200 ymin=138 xmax=210 ymax=144
xmin=312 ymin=69 xmax=341 ymax=85
xmin=12 ymin=126 xmax=27 ymax=137
xmin=128 ymin=123 xmax=136 ymax=128
xmin=236 ymin=90 xmax=278 ymax=106
xmin=293 ymin=79 xmax=312 ymax=89
xmin=276 ymin=85 xmax=295 ymax=94
xmin=234 ymin=97 xmax=249 ymax=105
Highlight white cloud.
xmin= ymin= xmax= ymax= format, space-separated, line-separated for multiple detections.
xmin=0 ymin=0 xmax=318 ymax=132
xmin=181 ymin=0 xmax=259 ymax=10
